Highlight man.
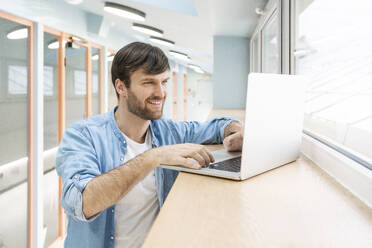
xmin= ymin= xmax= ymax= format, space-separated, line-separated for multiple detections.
xmin=56 ymin=42 xmax=243 ymax=248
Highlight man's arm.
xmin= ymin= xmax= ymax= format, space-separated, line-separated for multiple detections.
xmin=82 ymin=151 xmax=156 ymax=219
xmin=82 ymin=143 xmax=214 ymax=219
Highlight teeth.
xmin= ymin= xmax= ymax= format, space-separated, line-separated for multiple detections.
xmin=148 ymin=101 xmax=161 ymax=104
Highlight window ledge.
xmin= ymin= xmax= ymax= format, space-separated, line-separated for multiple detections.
xmin=301 ymin=133 xmax=372 ymax=208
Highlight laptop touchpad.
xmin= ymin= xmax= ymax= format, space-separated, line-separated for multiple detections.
xmin=211 ymin=149 xmax=241 ymax=163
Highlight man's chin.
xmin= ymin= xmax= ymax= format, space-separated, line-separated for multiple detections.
xmin=140 ymin=110 xmax=163 ymax=120
xmin=148 ymin=112 xmax=163 ymax=120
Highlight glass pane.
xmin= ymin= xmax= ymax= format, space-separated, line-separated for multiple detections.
xmin=295 ymin=0 xmax=372 ymax=160
xmin=107 ymin=58 xmax=117 ymax=110
xmin=44 ymin=33 xmax=58 ymax=150
xmin=262 ymin=9 xmax=280 ymax=73
xmin=66 ymin=45 xmax=86 ymax=127
xmin=0 ymin=17 xmax=28 ymax=248
xmin=252 ymin=35 xmax=259 ymax=72
xmin=43 ymin=32 xmax=59 ymax=246
xmin=91 ymin=47 xmax=100 ymax=115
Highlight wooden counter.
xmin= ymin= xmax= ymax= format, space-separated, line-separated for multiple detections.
xmin=142 ymin=153 xmax=372 ymax=247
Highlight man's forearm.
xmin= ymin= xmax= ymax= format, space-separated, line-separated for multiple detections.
xmin=82 ymin=150 xmax=159 ymax=219
xmin=223 ymin=121 xmax=243 ymax=139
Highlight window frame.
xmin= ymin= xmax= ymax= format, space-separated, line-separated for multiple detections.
xmin=251 ymin=0 xmax=282 ymax=74
xmin=287 ymin=0 xmax=372 ymax=207
xmin=261 ymin=8 xmax=281 ymax=74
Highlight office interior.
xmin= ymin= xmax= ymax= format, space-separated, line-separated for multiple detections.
xmin=0 ymin=0 xmax=371 ymax=247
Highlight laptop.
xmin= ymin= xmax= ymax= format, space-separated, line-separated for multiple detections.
xmin=161 ymin=73 xmax=305 ymax=180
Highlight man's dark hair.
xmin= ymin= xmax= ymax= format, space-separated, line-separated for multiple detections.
xmin=111 ymin=42 xmax=170 ymax=98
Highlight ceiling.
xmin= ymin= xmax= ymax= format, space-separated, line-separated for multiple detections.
xmin=75 ymin=0 xmax=268 ymax=70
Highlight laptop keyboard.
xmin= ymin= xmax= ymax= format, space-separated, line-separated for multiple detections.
xmin=207 ymin=156 xmax=241 ymax=172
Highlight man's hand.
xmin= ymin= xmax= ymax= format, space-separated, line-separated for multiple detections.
xmin=223 ymin=121 xmax=244 ymax=152
xmin=223 ymin=131 xmax=243 ymax=152
xmin=149 ymin=143 xmax=215 ymax=169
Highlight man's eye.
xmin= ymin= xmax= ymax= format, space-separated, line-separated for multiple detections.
xmin=144 ymin=81 xmax=152 ymax=84
xmin=162 ymin=81 xmax=168 ymax=85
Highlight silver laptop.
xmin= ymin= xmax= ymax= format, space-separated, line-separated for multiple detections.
xmin=161 ymin=73 xmax=305 ymax=180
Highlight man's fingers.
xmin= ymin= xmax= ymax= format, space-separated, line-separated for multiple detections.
xmin=198 ymin=148 xmax=213 ymax=166
xmin=177 ymin=157 xmax=201 ymax=170
xmin=206 ymin=149 xmax=215 ymax=163
xmin=187 ymin=151 xmax=205 ymax=166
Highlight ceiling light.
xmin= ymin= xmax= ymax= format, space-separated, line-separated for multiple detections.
xmin=106 ymin=51 xmax=115 ymax=61
xmin=188 ymin=64 xmax=204 ymax=74
xmin=132 ymin=23 xmax=163 ymax=37
xmin=92 ymin=54 xmax=99 ymax=60
xmin=64 ymin=0 xmax=83 ymax=4
xmin=255 ymin=8 xmax=264 ymax=15
xmin=104 ymin=2 xmax=146 ymax=21
xmin=193 ymin=67 xmax=204 ymax=74
xmin=107 ymin=54 xmax=115 ymax=62
xmin=169 ymin=50 xmax=189 ymax=61
xmin=149 ymin=36 xmax=175 ymax=47
xmin=188 ymin=64 xmax=200 ymax=71
xmin=47 ymin=40 xmax=67 ymax=49
xmin=7 ymin=28 xmax=28 ymax=40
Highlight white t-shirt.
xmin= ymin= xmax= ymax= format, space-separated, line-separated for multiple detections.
xmin=114 ymin=130 xmax=159 ymax=248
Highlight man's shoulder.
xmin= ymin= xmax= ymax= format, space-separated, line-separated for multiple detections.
xmin=67 ymin=111 xmax=112 ymax=136
xmin=151 ymin=117 xmax=180 ymax=130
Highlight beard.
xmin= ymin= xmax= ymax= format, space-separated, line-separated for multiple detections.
xmin=126 ymin=89 xmax=165 ymax=120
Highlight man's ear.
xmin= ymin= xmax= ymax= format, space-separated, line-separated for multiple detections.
xmin=115 ymin=79 xmax=127 ymax=98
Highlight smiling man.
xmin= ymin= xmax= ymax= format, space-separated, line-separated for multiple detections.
xmin=56 ymin=42 xmax=243 ymax=248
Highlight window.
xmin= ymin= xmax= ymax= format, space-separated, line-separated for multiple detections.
xmin=8 ymin=65 xmax=27 ymax=94
xmin=251 ymin=34 xmax=260 ymax=72
xmin=74 ymin=70 xmax=86 ymax=95
xmin=92 ymin=73 xmax=98 ymax=94
xmin=294 ymin=0 xmax=372 ymax=161
xmin=43 ymin=65 xmax=54 ymax=96
xmin=262 ymin=9 xmax=280 ymax=73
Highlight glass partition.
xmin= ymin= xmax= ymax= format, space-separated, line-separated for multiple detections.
xmin=43 ymin=31 xmax=59 ymax=246
xmin=91 ymin=47 xmax=100 ymax=115
xmin=0 ymin=17 xmax=29 ymax=248
xmin=65 ymin=45 xmax=87 ymax=127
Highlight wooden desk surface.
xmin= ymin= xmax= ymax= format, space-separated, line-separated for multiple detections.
xmin=143 ymin=152 xmax=372 ymax=247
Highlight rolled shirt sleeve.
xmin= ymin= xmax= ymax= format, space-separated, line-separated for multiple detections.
xmin=56 ymin=126 xmax=101 ymax=222
xmin=171 ymin=117 xmax=240 ymax=144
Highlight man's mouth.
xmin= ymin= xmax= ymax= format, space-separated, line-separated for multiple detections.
xmin=147 ymin=100 xmax=161 ymax=104
xmin=147 ymin=99 xmax=163 ymax=107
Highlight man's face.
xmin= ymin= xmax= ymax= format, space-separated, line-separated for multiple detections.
xmin=124 ymin=69 xmax=169 ymax=120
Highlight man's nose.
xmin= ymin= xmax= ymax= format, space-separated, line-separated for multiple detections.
xmin=154 ymin=83 xmax=166 ymax=98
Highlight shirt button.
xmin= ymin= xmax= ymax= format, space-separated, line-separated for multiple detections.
xmin=111 ymin=209 xmax=114 ymax=213
xmin=123 ymin=140 xmax=126 ymax=144
xmin=120 ymin=157 xmax=124 ymax=162
xmin=74 ymin=175 xmax=78 ymax=179
xmin=110 ymin=236 xmax=114 ymax=240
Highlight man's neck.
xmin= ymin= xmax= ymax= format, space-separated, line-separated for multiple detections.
xmin=114 ymin=104 xmax=150 ymax=143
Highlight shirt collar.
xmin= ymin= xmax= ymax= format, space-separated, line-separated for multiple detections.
xmin=110 ymin=106 xmax=160 ymax=147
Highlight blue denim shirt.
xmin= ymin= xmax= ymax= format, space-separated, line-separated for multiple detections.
xmin=56 ymin=107 xmax=237 ymax=248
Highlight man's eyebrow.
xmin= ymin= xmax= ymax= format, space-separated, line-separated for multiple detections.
xmin=140 ymin=77 xmax=170 ymax=82
xmin=140 ymin=78 xmax=155 ymax=82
